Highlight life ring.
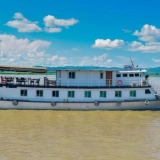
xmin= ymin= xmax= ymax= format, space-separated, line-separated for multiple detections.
xmin=51 ymin=101 xmax=56 ymax=106
xmin=117 ymin=80 xmax=122 ymax=86
xmin=145 ymin=100 xmax=149 ymax=105
xmin=1 ymin=78 xmax=7 ymax=84
xmin=12 ymin=100 xmax=18 ymax=106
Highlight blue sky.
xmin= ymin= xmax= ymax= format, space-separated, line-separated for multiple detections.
xmin=0 ymin=0 xmax=160 ymax=68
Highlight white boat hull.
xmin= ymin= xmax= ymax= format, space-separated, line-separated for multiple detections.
xmin=0 ymin=100 xmax=160 ymax=110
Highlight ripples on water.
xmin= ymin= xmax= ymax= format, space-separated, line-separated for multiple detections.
xmin=0 ymin=110 xmax=160 ymax=160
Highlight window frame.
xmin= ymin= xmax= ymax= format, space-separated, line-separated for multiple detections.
xmin=36 ymin=90 xmax=43 ymax=97
xmin=115 ymin=91 xmax=122 ymax=97
xmin=116 ymin=74 xmax=121 ymax=77
xmin=100 ymin=91 xmax=106 ymax=98
xmin=84 ymin=91 xmax=91 ymax=98
xmin=129 ymin=74 xmax=134 ymax=77
xmin=20 ymin=89 xmax=27 ymax=96
xmin=123 ymin=74 xmax=128 ymax=77
xmin=52 ymin=90 xmax=59 ymax=97
xmin=145 ymin=89 xmax=151 ymax=94
xmin=68 ymin=91 xmax=75 ymax=98
xmin=68 ymin=72 xmax=75 ymax=79
xmin=135 ymin=73 xmax=139 ymax=77
xmin=100 ymin=72 xmax=103 ymax=79
xmin=130 ymin=90 xmax=136 ymax=97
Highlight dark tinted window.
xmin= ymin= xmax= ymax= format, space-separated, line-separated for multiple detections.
xmin=145 ymin=89 xmax=151 ymax=94
xmin=135 ymin=73 xmax=139 ymax=77
xmin=100 ymin=73 xmax=103 ymax=79
xmin=116 ymin=74 xmax=121 ymax=77
xmin=52 ymin=91 xmax=59 ymax=97
xmin=129 ymin=74 xmax=134 ymax=77
xmin=123 ymin=74 xmax=127 ymax=77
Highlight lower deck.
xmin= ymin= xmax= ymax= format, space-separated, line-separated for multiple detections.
xmin=0 ymin=84 xmax=157 ymax=102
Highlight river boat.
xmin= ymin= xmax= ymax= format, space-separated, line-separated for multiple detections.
xmin=0 ymin=63 xmax=160 ymax=110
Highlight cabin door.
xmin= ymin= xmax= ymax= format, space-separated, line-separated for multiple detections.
xmin=106 ymin=71 xmax=112 ymax=86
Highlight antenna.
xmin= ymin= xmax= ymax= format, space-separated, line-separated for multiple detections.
xmin=130 ymin=58 xmax=134 ymax=68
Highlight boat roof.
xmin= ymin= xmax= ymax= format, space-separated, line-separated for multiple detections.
xmin=118 ymin=69 xmax=147 ymax=73
xmin=0 ymin=65 xmax=47 ymax=73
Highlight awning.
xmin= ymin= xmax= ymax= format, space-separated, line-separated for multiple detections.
xmin=0 ymin=65 xmax=47 ymax=73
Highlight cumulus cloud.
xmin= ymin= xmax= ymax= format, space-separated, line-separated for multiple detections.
xmin=44 ymin=27 xmax=62 ymax=33
xmin=6 ymin=12 xmax=42 ymax=32
xmin=152 ymin=58 xmax=160 ymax=63
xmin=0 ymin=34 xmax=51 ymax=65
xmin=133 ymin=24 xmax=160 ymax=42
xmin=92 ymin=39 xmax=124 ymax=49
xmin=80 ymin=54 xmax=112 ymax=66
xmin=43 ymin=15 xmax=79 ymax=27
xmin=128 ymin=41 xmax=160 ymax=52
xmin=43 ymin=15 xmax=79 ymax=33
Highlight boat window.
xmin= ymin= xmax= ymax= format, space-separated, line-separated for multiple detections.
xmin=130 ymin=90 xmax=136 ymax=97
xmin=52 ymin=91 xmax=59 ymax=97
xmin=116 ymin=74 xmax=121 ymax=77
xmin=84 ymin=91 xmax=91 ymax=98
xmin=100 ymin=91 xmax=106 ymax=98
xmin=68 ymin=91 xmax=75 ymax=97
xmin=145 ymin=89 xmax=151 ymax=94
xmin=100 ymin=72 xmax=103 ymax=79
xmin=123 ymin=74 xmax=127 ymax=77
xmin=20 ymin=90 xmax=27 ymax=96
xmin=135 ymin=73 xmax=139 ymax=77
xmin=129 ymin=74 xmax=134 ymax=77
xmin=69 ymin=72 xmax=75 ymax=79
xmin=115 ymin=91 xmax=122 ymax=97
xmin=36 ymin=90 xmax=43 ymax=97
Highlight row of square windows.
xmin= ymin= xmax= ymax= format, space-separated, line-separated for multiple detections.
xmin=20 ymin=89 xmax=151 ymax=98
xmin=116 ymin=73 xmax=140 ymax=77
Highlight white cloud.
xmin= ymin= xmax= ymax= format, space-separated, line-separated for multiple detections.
xmin=133 ymin=24 xmax=160 ymax=42
xmin=92 ymin=39 xmax=124 ymax=49
xmin=152 ymin=58 xmax=160 ymax=63
xmin=43 ymin=15 xmax=79 ymax=27
xmin=6 ymin=12 xmax=42 ymax=32
xmin=122 ymin=29 xmax=131 ymax=33
xmin=128 ymin=41 xmax=160 ymax=52
xmin=80 ymin=54 xmax=113 ymax=66
xmin=44 ymin=27 xmax=62 ymax=33
xmin=0 ymin=34 xmax=51 ymax=66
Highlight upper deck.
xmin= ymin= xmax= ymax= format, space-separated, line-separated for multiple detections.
xmin=0 ymin=65 xmax=150 ymax=88
xmin=56 ymin=68 xmax=148 ymax=87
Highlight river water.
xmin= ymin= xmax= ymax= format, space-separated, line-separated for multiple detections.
xmin=0 ymin=77 xmax=160 ymax=160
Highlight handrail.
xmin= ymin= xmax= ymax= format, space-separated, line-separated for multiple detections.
xmin=149 ymin=79 xmax=160 ymax=96
xmin=0 ymin=76 xmax=151 ymax=88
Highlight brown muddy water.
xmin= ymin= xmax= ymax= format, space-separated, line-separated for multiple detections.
xmin=0 ymin=110 xmax=160 ymax=160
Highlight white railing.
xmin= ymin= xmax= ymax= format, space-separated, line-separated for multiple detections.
xmin=0 ymin=76 xmax=152 ymax=88
xmin=0 ymin=76 xmax=56 ymax=86
xmin=149 ymin=79 xmax=160 ymax=96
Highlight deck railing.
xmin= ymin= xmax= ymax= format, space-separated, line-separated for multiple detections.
xmin=149 ymin=79 xmax=160 ymax=96
xmin=0 ymin=76 xmax=151 ymax=87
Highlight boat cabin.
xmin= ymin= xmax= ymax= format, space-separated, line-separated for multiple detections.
xmin=56 ymin=69 xmax=147 ymax=87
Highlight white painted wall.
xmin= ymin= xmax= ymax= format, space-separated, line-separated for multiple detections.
xmin=0 ymin=86 xmax=155 ymax=101
xmin=56 ymin=70 xmax=145 ymax=87
xmin=57 ymin=70 xmax=106 ymax=86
